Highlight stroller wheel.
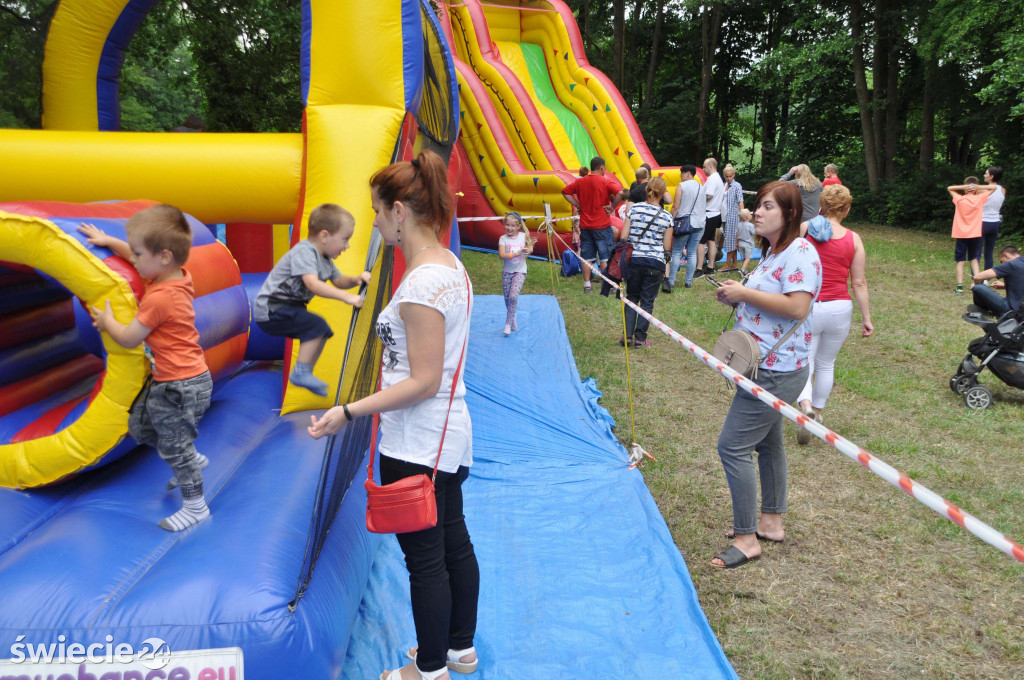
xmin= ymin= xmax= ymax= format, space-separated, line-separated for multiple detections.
xmin=950 ymin=374 xmax=975 ymax=395
xmin=963 ymin=385 xmax=993 ymax=410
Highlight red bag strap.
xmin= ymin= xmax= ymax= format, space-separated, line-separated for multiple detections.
xmin=367 ymin=266 xmax=473 ymax=483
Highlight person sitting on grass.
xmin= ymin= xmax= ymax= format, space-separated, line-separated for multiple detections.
xmin=253 ymin=203 xmax=371 ymax=396
xmin=972 ymin=246 xmax=1024 ymax=317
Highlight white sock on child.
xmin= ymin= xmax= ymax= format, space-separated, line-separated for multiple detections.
xmin=159 ymin=496 xmax=210 ymax=531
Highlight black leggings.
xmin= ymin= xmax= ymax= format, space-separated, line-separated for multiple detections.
xmin=982 ymin=220 xmax=1000 ymax=271
xmin=381 ymin=455 xmax=479 ymax=673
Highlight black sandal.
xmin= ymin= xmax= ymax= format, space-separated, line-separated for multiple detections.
xmin=710 ymin=545 xmax=760 ymax=569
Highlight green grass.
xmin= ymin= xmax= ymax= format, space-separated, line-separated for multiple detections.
xmin=461 ymin=222 xmax=1024 ymax=679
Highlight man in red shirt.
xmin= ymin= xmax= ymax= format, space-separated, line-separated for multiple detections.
xmin=562 ymin=157 xmax=623 ymax=292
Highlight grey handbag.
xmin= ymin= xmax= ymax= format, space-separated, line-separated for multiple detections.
xmin=711 ymin=265 xmax=810 ymax=381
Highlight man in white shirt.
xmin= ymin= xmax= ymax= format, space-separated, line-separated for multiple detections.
xmin=697 ymin=157 xmax=725 ymax=277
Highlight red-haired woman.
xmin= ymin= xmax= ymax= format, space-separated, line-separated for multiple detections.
xmin=308 ymin=150 xmax=478 ymax=680
xmin=711 ymin=181 xmax=822 ymax=568
xmin=795 ymin=185 xmax=874 ymax=445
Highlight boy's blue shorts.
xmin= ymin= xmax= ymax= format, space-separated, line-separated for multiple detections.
xmin=954 ymin=237 xmax=982 ymax=262
xmin=256 ymin=304 xmax=334 ymax=342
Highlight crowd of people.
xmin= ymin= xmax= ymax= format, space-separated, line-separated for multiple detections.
xmin=83 ymin=150 xmax=477 ymax=680
xmin=80 ymin=142 xmax=1013 ymax=676
xmin=947 ymin=166 xmax=1017 ymax=315
xmin=557 ymin=155 xmax=1019 ymax=569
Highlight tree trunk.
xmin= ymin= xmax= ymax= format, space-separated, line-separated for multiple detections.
xmin=696 ymin=2 xmax=724 ymax=152
xmin=760 ymin=97 xmax=777 ymax=169
xmin=919 ymin=58 xmax=935 ymax=172
xmin=581 ymin=0 xmax=591 ymax=52
xmin=917 ymin=0 xmax=935 ymax=174
xmin=758 ymin=9 xmax=777 ymax=169
xmin=721 ymin=104 xmax=729 ymax=162
xmin=612 ymin=0 xmax=625 ymax=89
xmin=778 ymin=89 xmax=791 ymax=158
xmin=872 ymin=0 xmax=888 ymax=175
xmin=751 ymin=101 xmax=759 ymax=172
xmin=958 ymin=134 xmax=972 ymax=167
xmin=883 ymin=38 xmax=900 ymax=181
xmin=628 ymin=0 xmax=644 ymax=96
xmin=640 ymin=0 xmax=666 ymax=125
xmin=851 ymin=0 xmax=880 ymax=190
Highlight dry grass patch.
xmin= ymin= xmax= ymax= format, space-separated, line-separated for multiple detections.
xmin=461 ymin=222 xmax=1024 ymax=679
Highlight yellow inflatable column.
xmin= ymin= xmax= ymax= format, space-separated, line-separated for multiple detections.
xmin=281 ymin=0 xmax=408 ymax=413
xmin=41 ymin=0 xmax=128 ymax=130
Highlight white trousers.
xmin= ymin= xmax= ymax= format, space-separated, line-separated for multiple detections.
xmin=798 ymin=299 xmax=853 ymax=409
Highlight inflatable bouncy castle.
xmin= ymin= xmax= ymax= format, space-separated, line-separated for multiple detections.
xmin=0 ymin=3 xmax=743 ymax=679
xmin=0 ymin=0 xmax=457 ymax=677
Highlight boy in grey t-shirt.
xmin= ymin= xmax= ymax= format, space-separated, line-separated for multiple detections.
xmin=254 ymin=203 xmax=370 ymax=395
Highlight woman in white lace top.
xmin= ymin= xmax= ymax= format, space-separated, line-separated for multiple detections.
xmin=308 ymin=150 xmax=478 ymax=680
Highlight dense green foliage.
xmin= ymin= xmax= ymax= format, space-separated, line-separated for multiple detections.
xmin=569 ymin=0 xmax=1022 ymax=233
xmin=1 ymin=0 xmax=1019 ymax=233
xmin=0 ymin=0 xmax=300 ymax=132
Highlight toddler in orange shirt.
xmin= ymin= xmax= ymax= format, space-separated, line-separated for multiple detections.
xmin=79 ymin=205 xmax=213 ymax=531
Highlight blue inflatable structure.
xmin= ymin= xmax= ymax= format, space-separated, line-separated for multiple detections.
xmin=0 ymin=291 xmax=739 ymax=679
xmin=0 ymin=362 xmax=380 ymax=677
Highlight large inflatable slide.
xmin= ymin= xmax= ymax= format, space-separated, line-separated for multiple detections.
xmin=443 ymin=0 xmax=685 ymax=254
xmin=0 ymin=0 xmax=457 ymax=676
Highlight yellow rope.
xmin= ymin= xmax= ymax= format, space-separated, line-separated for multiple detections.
xmin=544 ymin=224 xmax=642 ymax=456
xmin=546 ymin=224 xmax=557 ymax=295
xmin=618 ymin=279 xmax=638 ymax=446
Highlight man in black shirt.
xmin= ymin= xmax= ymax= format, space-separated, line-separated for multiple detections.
xmin=973 ymin=246 xmax=1024 ymax=316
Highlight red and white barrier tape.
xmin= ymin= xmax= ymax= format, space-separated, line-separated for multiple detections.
xmin=544 ymin=225 xmax=1024 ymax=564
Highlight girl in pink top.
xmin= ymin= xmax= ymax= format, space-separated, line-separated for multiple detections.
xmin=795 ymin=185 xmax=874 ymax=445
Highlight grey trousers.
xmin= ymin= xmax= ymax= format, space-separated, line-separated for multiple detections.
xmin=717 ymin=366 xmax=808 ymax=535
xmin=129 ymin=371 xmax=213 ymax=500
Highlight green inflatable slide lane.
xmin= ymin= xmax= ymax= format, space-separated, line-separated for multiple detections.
xmin=519 ymin=42 xmax=598 ymax=167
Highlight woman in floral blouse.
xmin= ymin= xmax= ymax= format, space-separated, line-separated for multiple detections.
xmin=710 ymin=181 xmax=822 ymax=569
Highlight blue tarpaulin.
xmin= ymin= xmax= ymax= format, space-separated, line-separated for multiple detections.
xmin=343 ymin=295 xmax=738 ymax=679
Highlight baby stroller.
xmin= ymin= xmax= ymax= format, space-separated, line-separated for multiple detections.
xmin=949 ymin=301 xmax=1024 ymax=409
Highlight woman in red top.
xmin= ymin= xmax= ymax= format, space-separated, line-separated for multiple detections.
xmin=796 ymin=185 xmax=874 ymax=445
